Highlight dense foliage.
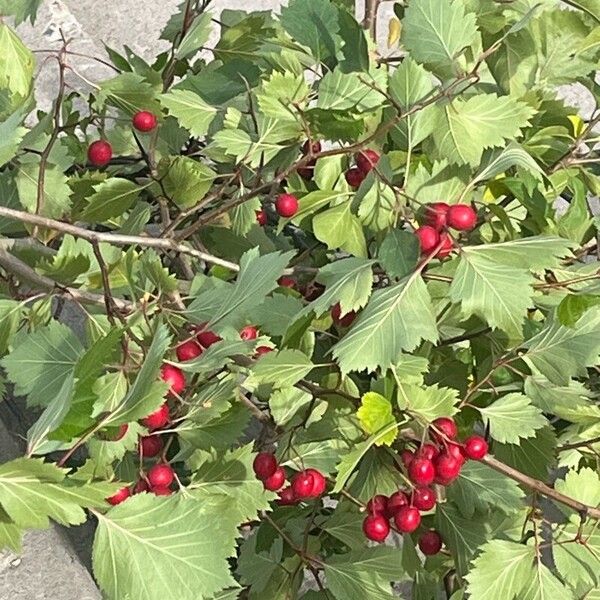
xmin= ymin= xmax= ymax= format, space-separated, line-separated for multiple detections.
xmin=2 ymin=0 xmax=600 ymax=598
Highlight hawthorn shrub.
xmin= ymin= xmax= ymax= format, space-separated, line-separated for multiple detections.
xmin=1 ymin=0 xmax=600 ymax=598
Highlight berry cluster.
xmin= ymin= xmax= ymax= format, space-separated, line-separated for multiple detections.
xmin=253 ymin=452 xmax=327 ymax=505
xmin=345 ymin=149 xmax=380 ymax=188
xmin=415 ymin=203 xmax=478 ymax=259
xmin=362 ymin=417 xmax=488 ymax=548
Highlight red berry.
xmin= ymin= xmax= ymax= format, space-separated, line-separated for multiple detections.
xmin=147 ymin=463 xmax=175 ymax=488
xmin=302 ymin=140 xmax=322 ymax=155
xmin=275 ymin=193 xmax=299 ymax=218
xmin=431 ymin=417 xmax=458 ymax=441
xmin=464 ymin=435 xmax=488 ymax=460
xmin=356 ymin=149 xmax=380 ymax=174
xmin=278 ymin=276 xmax=295 ymax=288
xmin=367 ymin=495 xmax=389 ymax=516
xmin=291 ymin=471 xmax=315 ymax=499
xmin=415 ymin=226 xmax=440 ymax=254
xmin=408 ymin=457 xmax=435 ymax=486
xmin=109 ymin=424 xmax=128 ymax=441
xmin=240 ymin=325 xmax=258 ymax=341
xmin=253 ymin=452 xmax=278 ymax=481
xmin=133 ymin=479 xmax=149 ymax=494
xmin=425 ymin=202 xmax=450 ymax=231
xmin=331 ymin=302 xmax=356 ymax=327
xmin=345 ymin=167 xmax=365 ymax=188
xmin=132 ymin=111 xmax=158 ymax=132
xmin=255 ymin=345 xmax=274 ymax=357
xmin=386 ymin=491 xmax=409 ymax=518
xmin=434 ymin=452 xmax=462 ymax=485
xmin=152 ymin=486 xmax=173 ymax=496
xmin=87 ymin=140 xmax=112 ymax=167
xmin=107 ymin=486 xmax=131 ymax=506
xmin=160 ymin=364 xmax=186 ymax=396
xmin=264 ymin=466 xmax=286 ymax=492
xmin=142 ymin=403 xmax=170 ymax=430
xmin=436 ymin=232 xmax=455 ymax=259
xmin=447 ymin=442 xmax=466 ymax=466
xmin=447 ymin=204 xmax=477 ymax=231
xmin=417 ymin=443 xmax=440 ymax=461
xmin=419 ymin=530 xmax=443 ymax=555
xmin=256 ymin=209 xmax=268 ymax=226
xmin=363 ymin=515 xmax=390 ymax=542
xmin=394 ymin=506 xmax=421 ymax=533
xmin=306 ymin=469 xmax=326 ymax=498
xmin=412 ymin=486 xmax=436 ymax=511
xmin=139 ymin=435 xmax=163 ymax=457
xmin=297 ymin=160 xmax=316 ymax=180
xmin=278 ymin=486 xmax=298 ymax=506
xmin=195 ymin=323 xmax=221 ymax=348
xmin=176 ymin=339 xmax=203 ymax=362
xmin=400 ymin=450 xmax=414 ymax=468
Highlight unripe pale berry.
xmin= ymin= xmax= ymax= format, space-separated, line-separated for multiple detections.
xmin=431 ymin=417 xmax=458 ymax=441
xmin=253 ymin=452 xmax=278 ymax=481
xmin=363 ymin=515 xmax=390 ymax=542
xmin=408 ymin=457 xmax=435 ymax=486
xmin=264 ymin=467 xmax=286 ymax=492
xmin=256 ymin=209 xmax=268 ymax=226
xmin=331 ymin=302 xmax=356 ymax=327
xmin=425 ymin=202 xmax=450 ymax=231
xmin=356 ymin=149 xmax=380 ymax=174
xmin=447 ymin=204 xmax=477 ymax=231
xmin=464 ymin=435 xmax=488 ymax=460
xmin=367 ymin=494 xmax=389 ymax=516
xmin=142 ymin=403 xmax=170 ymax=430
xmin=160 ymin=364 xmax=186 ymax=396
xmin=419 ymin=530 xmax=443 ymax=555
xmin=275 ymin=193 xmax=299 ymax=218
xmin=291 ymin=471 xmax=315 ymax=499
xmin=195 ymin=324 xmax=221 ymax=348
xmin=394 ymin=506 xmax=421 ymax=533
xmin=87 ymin=140 xmax=112 ymax=167
xmin=240 ymin=325 xmax=258 ymax=341
xmin=415 ymin=226 xmax=440 ymax=254
xmin=386 ymin=491 xmax=409 ymax=518
xmin=277 ymin=486 xmax=298 ymax=506
xmin=306 ymin=469 xmax=327 ymax=498
xmin=132 ymin=111 xmax=158 ymax=132
xmin=434 ymin=452 xmax=462 ymax=484
xmin=176 ymin=339 xmax=203 ymax=362
xmin=412 ymin=486 xmax=436 ymax=511
xmin=107 ymin=486 xmax=131 ymax=506
xmin=147 ymin=463 xmax=175 ymax=488
xmin=345 ymin=167 xmax=365 ymax=188
xmin=152 ymin=486 xmax=173 ymax=496
xmin=139 ymin=435 xmax=163 ymax=457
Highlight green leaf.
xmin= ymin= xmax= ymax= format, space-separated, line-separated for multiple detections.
xmin=249 ymin=294 xmax=304 ymax=337
xmin=80 ymin=178 xmax=142 ymax=222
xmin=321 ymin=504 xmax=364 ymax=549
xmin=92 ymin=495 xmax=239 ymax=600
xmin=0 ymin=23 xmax=34 ymax=101
xmin=176 ymin=11 xmax=213 ymax=58
xmin=0 ymin=298 xmax=24 ymax=355
xmin=332 ymin=272 xmax=438 ymax=373
xmin=0 ymin=107 xmax=27 ymax=166
xmin=17 ymin=163 xmax=71 ymax=218
xmin=37 ymin=235 xmax=91 ymax=284
xmin=313 ymin=202 xmax=367 ymax=257
xmin=96 ymin=72 xmax=160 ymax=115
xmin=524 ymin=307 xmax=600 ymax=385
xmin=555 ymin=467 xmax=600 ymax=510
xmin=256 ymin=71 xmax=310 ymax=121
xmin=247 ymin=349 xmax=313 ymax=389
xmin=162 ymin=156 xmax=216 ymax=210
xmin=405 ymin=159 xmax=469 ymax=205
xmin=557 ymin=294 xmax=600 ymax=328
xmin=479 ymin=393 xmax=547 ymax=444
xmin=1 ymin=321 xmax=84 ymax=407
xmin=0 ymin=0 xmax=42 ymax=25
xmin=269 ymin=387 xmax=313 ymax=426
xmin=377 ymin=229 xmax=420 ymax=280
xmin=432 ymin=94 xmax=535 ymax=166
xmin=318 ymin=67 xmax=386 ymax=113
xmin=161 ymin=90 xmax=218 ymax=137
xmin=356 ymin=392 xmax=397 ymax=446
xmin=400 ymin=0 xmax=479 ymax=78
xmin=237 ymin=533 xmax=283 ymax=593
xmin=0 ymin=506 xmax=21 ymax=553
xmin=397 ymin=383 xmax=459 ymax=423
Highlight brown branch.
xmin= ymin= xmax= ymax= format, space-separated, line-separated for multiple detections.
xmin=362 ymin=0 xmax=382 ymax=39
xmin=559 ymin=436 xmax=600 ymax=452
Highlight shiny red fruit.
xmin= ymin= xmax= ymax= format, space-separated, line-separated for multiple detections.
xmin=412 ymin=486 xmax=436 ymax=511
xmin=240 ymin=325 xmax=258 ymax=341
xmin=394 ymin=506 xmax=421 ymax=533
xmin=434 ymin=452 xmax=462 ymax=484
xmin=160 ymin=364 xmax=186 ymax=396
xmin=447 ymin=442 xmax=466 ymax=466
xmin=436 ymin=232 xmax=455 ymax=259
xmin=419 ymin=530 xmax=443 ymax=555
xmin=464 ymin=436 xmax=488 ymax=460
xmin=306 ymin=469 xmax=326 ymax=498
xmin=195 ymin=324 xmax=221 ymax=348
xmin=363 ymin=515 xmax=390 ymax=542
xmin=345 ymin=167 xmax=365 ymax=188
xmin=331 ymin=302 xmax=356 ymax=327
xmin=132 ymin=111 xmax=158 ymax=132
xmin=264 ymin=467 xmax=286 ymax=492
xmin=356 ymin=149 xmax=380 ymax=174
xmin=418 ymin=443 xmax=440 ymax=461
xmin=386 ymin=491 xmax=409 ymax=518
xmin=291 ymin=471 xmax=315 ymax=499
xmin=302 ymin=140 xmax=322 ymax=155
xmin=275 ymin=193 xmax=299 ymax=218
xmin=278 ymin=276 xmax=295 ymax=288
xmin=139 ymin=435 xmax=163 ymax=457
xmin=425 ymin=202 xmax=450 ymax=231
xmin=431 ymin=417 xmax=458 ymax=441
xmin=152 ymin=486 xmax=173 ymax=496
xmin=401 ymin=450 xmax=414 ymax=468
xmin=408 ymin=457 xmax=435 ymax=486
xmin=87 ymin=140 xmax=112 ymax=167
xmin=278 ymin=486 xmax=298 ymax=506
xmin=255 ymin=345 xmax=274 ymax=356
xmin=133 ymin=479 xmax=149 ymax=494
xmin=142 ymin=403 xmax=170 ymax=430
xmin=148 ymin=463 xmax=175 ymax=488
xmin=415 ymin=226 xmax=440 ymax=254
xmin=447 ymin=204 xmax=477 ymax=231
xmin=256 ymin=209 xmax=268 ymax=226
xmin=253 ymin=452 xmax=278 ymax=481
xmin=367 ymin=495 xmax=389 ymax=516
xmin=176 ymin=339 xmax=202 ymax=362
xmin=107 ymin=486 xmax=131 ymax=506
xmin=297 ymin=160 xmax=316 ymax=180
